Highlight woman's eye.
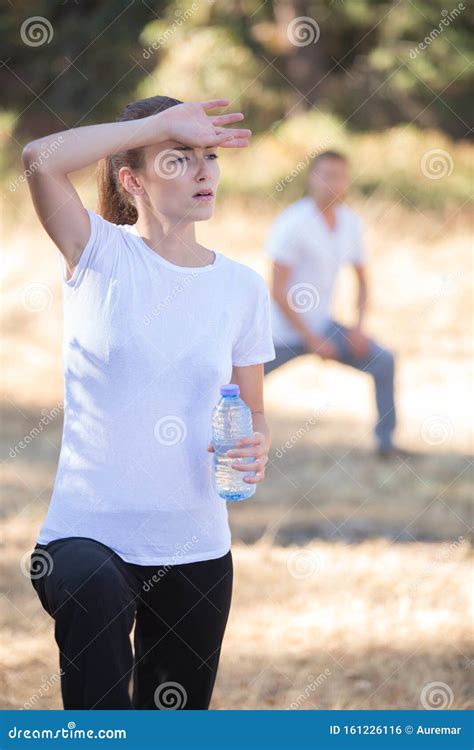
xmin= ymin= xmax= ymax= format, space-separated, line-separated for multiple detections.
xmin=174 ymin=156 xmax=190 ymax=164
xmin=205 ymin=153 xmax=218 ymax=160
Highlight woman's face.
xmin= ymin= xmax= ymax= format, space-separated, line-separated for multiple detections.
xmin=124 ymin=140 xmax=221 ymax=224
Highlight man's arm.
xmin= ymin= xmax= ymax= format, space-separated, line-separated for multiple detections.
xmin=345 ymin=264 xmax=370 ymax=358
xmin=353 ymin=264 xmax=368 ymax=328
xmin=271 ymin=261 xmax=338 ymax=359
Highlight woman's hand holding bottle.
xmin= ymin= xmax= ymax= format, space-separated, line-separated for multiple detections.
xmin=207 ymin=431 xmax=270 ymax=485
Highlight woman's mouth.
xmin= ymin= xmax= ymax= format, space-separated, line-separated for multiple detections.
xmin=192 ymin=189 xmax=214 ymax=202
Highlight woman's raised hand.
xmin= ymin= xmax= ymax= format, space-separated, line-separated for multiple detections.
xmin=156 ymin=99 xmax=252 ymax=149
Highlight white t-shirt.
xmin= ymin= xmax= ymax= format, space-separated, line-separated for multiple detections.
xmin=37 ymin=209 xmax=276 ymax=565
xmin=265 ymin=197 xmax=366 ymax=346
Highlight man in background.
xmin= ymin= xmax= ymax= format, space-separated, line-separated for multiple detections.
xmin=264 ymin=151 xmax=406 ymax=459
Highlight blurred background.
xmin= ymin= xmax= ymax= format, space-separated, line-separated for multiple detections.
xmin=1 ymin=0 xmax=472 ymax=710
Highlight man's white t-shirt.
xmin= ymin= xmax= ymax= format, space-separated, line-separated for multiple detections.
xmin=265 ymin=197 xmax=366 ymax=346
xmin=37 ymin=210 xmax=276 ymax=565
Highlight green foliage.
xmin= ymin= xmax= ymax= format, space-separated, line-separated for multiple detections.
xmin=2 ymin=0 xmax=159 ymax=138
xmin=137 ymin=25 xmax=281 ymax=130
xmin=2 ymin=0 xmax=472 ymax=141
xmin=2 ymin=0 xmax=472 ymax=213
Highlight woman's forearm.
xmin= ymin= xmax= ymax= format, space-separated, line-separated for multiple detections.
xmin=22 ymin=114 xmax=169 ymax=176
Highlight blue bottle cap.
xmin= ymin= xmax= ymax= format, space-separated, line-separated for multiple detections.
xmin=220 ymin=384 xmax=240 ymax=396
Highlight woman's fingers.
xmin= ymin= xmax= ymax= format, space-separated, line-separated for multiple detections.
xmin=200 ymin=98 xmax=230 ymax=110
xmin=244 ymin=471 xmax=265 ymax=483
xmin=210 ymin=132 xmax=251 ymax=149
xmin=190 ymin=103 xmax=252 ymax=148
xmin=233 ymin=432 xmax=264 ymax=447
xmin=231 ymin=456 xmax=268 ymax=472
xmin=211 ymin=113 xmax=244 ymax=126
xmin=227 ymin=446 xmax=263 ymax=458
xmin=219 ymin=138 xmax=250 ymax=149
xmin=215 ymin=126 xmax=252 ymax=137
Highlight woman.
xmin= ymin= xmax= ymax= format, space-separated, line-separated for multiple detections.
xmin=24 ymin=96 xmax=276 ymax=710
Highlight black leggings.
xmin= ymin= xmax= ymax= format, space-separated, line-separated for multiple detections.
xmin=30 ymin=536 xmax=233 ymax=710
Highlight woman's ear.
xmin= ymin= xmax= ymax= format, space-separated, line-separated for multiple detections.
xmin=118 ymin=166 xmax=144 ymax=197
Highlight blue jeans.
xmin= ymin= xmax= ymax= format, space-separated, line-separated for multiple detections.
xmin=264 ymin=320 xmax=396 ymax=450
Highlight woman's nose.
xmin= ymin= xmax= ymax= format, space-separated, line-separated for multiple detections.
xmin=196 ymin=162 xmax=211 ymax=180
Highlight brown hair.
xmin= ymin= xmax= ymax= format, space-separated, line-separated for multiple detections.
xmin=96 ymin=95 xmax=183 ymax=225
xmin=309 ymin=150 xmax=348 ymax=172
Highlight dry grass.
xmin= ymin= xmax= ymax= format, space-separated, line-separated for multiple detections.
xmin=1 ymin=176 xmax=472 ymax=709
xmin=1 ymin=520 xmax=472 ymax=710
xmin=214 ymin=538 xmax=472 ymax=710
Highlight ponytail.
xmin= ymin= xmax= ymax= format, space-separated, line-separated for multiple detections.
xmin=96 ymin=156 xmax=138 ymax=225
xmin=96 ymin=95 xmax=182 ymax=226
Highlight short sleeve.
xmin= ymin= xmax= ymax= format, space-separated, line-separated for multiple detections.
xmin=232 ymin=276 xmax=276 ymax=367
xmin=59 ymin=209 xmax=120 ymax=289
xmin=264 ymin=212 xmax=301 ymax=267
xmin=347 ymin=214 xmax=366 ymax=266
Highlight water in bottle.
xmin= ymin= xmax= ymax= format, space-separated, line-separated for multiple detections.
xmin=211 ymin=383 xmax=256 ymax=501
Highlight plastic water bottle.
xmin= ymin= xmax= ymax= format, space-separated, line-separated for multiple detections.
xmin=211 ymin=384 xmax=256 ymax=501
